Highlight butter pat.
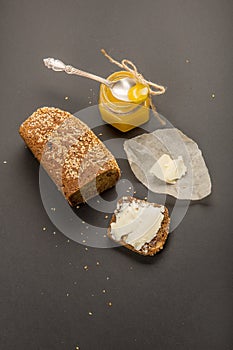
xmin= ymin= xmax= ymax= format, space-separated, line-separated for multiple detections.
xmin=110 ymin=199 xmax=164 ymax=251
xmin=150 ymin=154 xmax=187 ymax=184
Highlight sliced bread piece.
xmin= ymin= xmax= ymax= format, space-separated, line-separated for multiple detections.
xmin=108 ymin=196 xmax=170 ymax=256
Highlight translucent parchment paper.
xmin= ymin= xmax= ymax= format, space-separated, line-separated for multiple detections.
xmin=124 ymin=128 xmax=212 ymax=200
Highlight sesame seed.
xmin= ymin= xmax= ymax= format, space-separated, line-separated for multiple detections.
xmin=53 ymin=231 xmax=56 ymax=235
xmin=108 ymin=302 xmax=112 ymax=307
xmin=76 ymin=346 xmax=80 ymax=350
xmin=84 ymin=265 xmax=88 ymax=270
xmin=96 ymin=261 xmax=100 ymax=265
xmin=185 ymin=59 xmax=190 ymax=63
xmin=66 ymin=293 xmax=69 ymax=296
xmin=67 ymin=240 xmax=70 ymax=243
xmin=3 ymin=160 xmax=7 ymax=164
xmin=82 ymin=240 xmax=86 ymax=243
xmin=64 ymin=96 xmax=69 ymax=100
xmin=85 ymin=247 xmax=88 ymax=251
xmin=105 ymin=215 xmax=108 ymax=219
xmin=102 ymin=289 xmax=106 ymax=293
xmin=98 ymin=133 xmax=103 ymax=136
xmin=211 ymin=93 xmax=215 ymax=98
xmin=88 ymin=312 xmax=93 ymax=316
xmin=106 ymin=276 xmax=110 ymax=280
xmin=42 ymin=227 xmax=46 ymax=231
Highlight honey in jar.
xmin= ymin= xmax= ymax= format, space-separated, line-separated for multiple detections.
xmin=99 ymin=71 xmax=150 ymax=132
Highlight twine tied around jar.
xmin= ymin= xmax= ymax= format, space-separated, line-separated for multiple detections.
xmin=101 ymin=49 xmax=166 ymax=125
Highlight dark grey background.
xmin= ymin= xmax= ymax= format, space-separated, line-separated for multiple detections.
xmin=0 ymin=1 xmax=232 ymax=349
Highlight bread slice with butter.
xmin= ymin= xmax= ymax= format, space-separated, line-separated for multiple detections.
xmin=108 ymin=197 xmax=170 ymax=256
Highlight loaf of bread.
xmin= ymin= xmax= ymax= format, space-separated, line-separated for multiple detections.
xmin=19 ymin=107 xmax=121 ymax=206
xmin=108 ymin=196 xmax=170 ymax=256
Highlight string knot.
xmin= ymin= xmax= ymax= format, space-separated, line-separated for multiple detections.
xmin=101 ymin=49 xmax=166 ymax=96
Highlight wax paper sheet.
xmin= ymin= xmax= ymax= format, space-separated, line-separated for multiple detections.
xmin=124 ymin=128 xmax=211 ymax=200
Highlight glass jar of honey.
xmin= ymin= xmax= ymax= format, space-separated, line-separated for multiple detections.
xmin=99 ymin=71 xmax=150 ymax=132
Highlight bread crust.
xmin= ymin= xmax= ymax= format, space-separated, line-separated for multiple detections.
xmin=108 ymin=197 xmax=170 ymax=256
xmin=19 ymin=107 xmax=121 ymax=206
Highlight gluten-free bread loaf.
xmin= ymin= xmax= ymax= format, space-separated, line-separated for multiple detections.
xmin=19 ymin=107 xmax=121 ymax=206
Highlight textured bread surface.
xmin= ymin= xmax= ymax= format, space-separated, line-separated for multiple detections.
xmin=19 ymin=107 xmax=121 ymax=206
xmin=108 ymin=196 xmax=170 ymax=256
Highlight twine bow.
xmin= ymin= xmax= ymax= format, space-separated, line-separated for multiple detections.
xmin=101 ymin=49 xmax=166 ymax=125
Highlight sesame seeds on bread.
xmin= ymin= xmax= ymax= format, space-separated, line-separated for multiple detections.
xmin=19 ymin=107 xmax=121 ymax=206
